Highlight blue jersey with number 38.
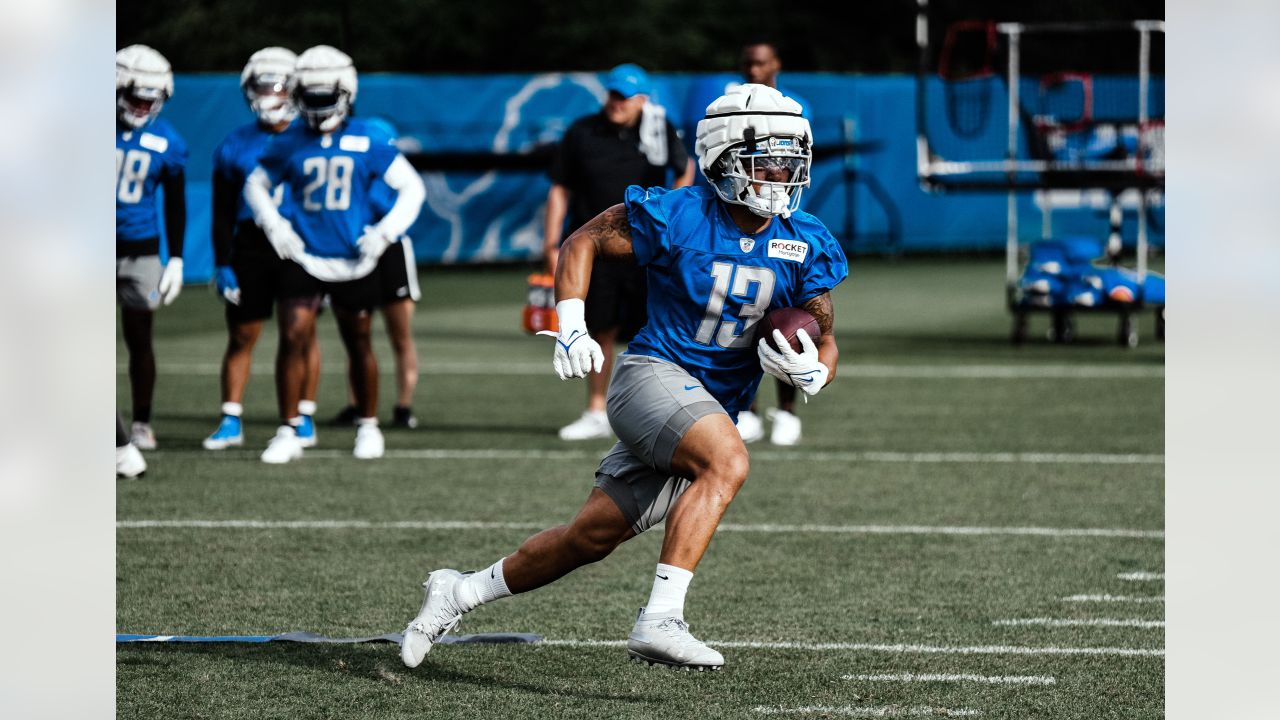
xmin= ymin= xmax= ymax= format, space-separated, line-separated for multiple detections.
xmin=624 ymin=185 xmax=849 ymax=417
xmin=115 ymin=118 xmax=188 ymax=241
xmin=255 ymin=118 xmax=400 ymax=259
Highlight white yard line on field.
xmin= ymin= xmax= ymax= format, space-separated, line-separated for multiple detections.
xmin=754 ymin=706 xmax=982 ymax=717
xmin=1117 ymin=572 xmax=1164 ymax=581
xmin=842 ymin=673 xmax=1055 ymax=686
xmin=993 ymin=618 xmax=1164 ymax=629
xmin=116 ymin=519 xmax=1164 ymax=539
xmin=540 ymin=639 xmax=1163 ymax=657
xmin=1063 ymin=595 xmax=1165 ymax=603
xmin=120 ymin=362 xmax=1163 ymax=379
xmin=148 ymin=447 xmax=1164 ymax=465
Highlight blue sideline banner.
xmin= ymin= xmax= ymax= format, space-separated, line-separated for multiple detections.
xmin=159 ymin=73 xmax=1164 ymax=282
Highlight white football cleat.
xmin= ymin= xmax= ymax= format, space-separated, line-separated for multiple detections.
xmin=627 ymin=608 xmax=724 ymax=671
xmin=558 ymin=410 xmax=612 ymax=441
xmin=261 ymin=426 xmax=304 ymax=464
xmin=767 ymin=408 xmax=802 ymax=446
xmin=130 ymin=422 xmax=157 ymax=451
xmin=735 ymin=410 xmax=764 ymax=444
xmin=116 ymin=443 xmax=147 ymax=479
xmin=353 ymin=423 xmax=384 ymax=459
xmin=401 ymin=569 xmax=467 ymax=668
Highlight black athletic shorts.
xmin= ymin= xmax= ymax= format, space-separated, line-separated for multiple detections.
xmin=226 ymin=223 xmax=288 ymax=324
xmin=376 ymin=240 xmax=420 ymax=306
xmin=584 ymin=258 xmax=647 ymax=342
xmin=278 ymin=259 xmax=381 ymax=313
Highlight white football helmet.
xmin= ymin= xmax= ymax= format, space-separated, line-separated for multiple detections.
xmin=116 ymin=44 xmax=173 ymax=129
xmin=695 ymin=84 xmax=812 ymax=218
xmin=292 ymin=45 xmax=358 ymax=133
xmin=241 ymin=47 xmax=298 ymax=126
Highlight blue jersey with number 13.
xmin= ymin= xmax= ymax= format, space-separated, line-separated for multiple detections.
xmin=624 ymin=185 xmax=849 ymax=417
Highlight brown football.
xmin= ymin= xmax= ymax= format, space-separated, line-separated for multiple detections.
xmin=756 ymin=307 xmax=820 ymax=353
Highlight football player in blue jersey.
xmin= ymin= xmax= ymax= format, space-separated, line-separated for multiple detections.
xmin=204 ymin=47 xmax=324 ymax=453
xmin=115 ymin=45 xmax=188 ymax=451
xmin=736 ymin=39 xmax=812 ymax=446
xmin=245 ymin=46 xmax=425 ymax=463
xmin=401 ymin=85 xmax=848 ymax=671
xmin=328 ymin=116 xmax=423 ymax=431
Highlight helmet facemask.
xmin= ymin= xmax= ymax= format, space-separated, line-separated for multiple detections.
xmin=117 ymin=84 xmax=166 ymax=129
xmin=246 ymin=73 xmax=297 ymax=126
xmin=710 ymin=129 xmax=811 ymax=218
xmin=295 ymin=85 xmax=351 ymax=133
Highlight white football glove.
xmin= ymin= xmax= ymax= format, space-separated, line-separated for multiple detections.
xmin=157 ymin=258 xmax=183 ymax=306
xmin=536 ymin=298 xmax=604 ymax=380
xmin=757 ymin=328 xmax=830 ymax=397
xmin=262 ymin=216 xmax=305 ymax=261
xmin=356 ymin=225 xmax=394 ymax=262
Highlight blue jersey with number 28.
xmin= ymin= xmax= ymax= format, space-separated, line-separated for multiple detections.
xmin=624 ymin=185 xmax=849 ymax=417
xmin=116 ymin=118 xmax=188 ymax=241
xmin=255 ymin=118 xmax=399 ymax=259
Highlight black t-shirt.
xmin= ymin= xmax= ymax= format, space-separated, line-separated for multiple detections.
xmin=548 ymin=111 xmax=689 ymax=234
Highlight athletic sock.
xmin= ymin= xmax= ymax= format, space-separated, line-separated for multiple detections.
xmin=221 ymin=402 xmax=243 ymax=417
xmin=135 ymin=406 xmax=152 ymax=424
xmin=287 ymin=416 xmax=303 ymax=429
xmin=356 ymin=416 xmax=378 ymax=427
xmin=453 ymin=558 xmax=513 ymax=613
xmin=644 ymin=563 xmax=693 ymax=618
xmin=297 ymin=400 xmax=317 ymax=417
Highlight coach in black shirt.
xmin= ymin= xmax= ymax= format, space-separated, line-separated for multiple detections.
xmin=543 ymin=63 xmax=695 ymax=441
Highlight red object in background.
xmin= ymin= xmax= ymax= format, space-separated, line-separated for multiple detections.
xmin=522 ymin=273 xmax=558 ymax=334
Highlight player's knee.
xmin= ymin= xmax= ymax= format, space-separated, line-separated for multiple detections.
xmin=707 ymin=449 xmax=750 ymax=493
xmin=281 ymin=324 xmax=312 ymax=352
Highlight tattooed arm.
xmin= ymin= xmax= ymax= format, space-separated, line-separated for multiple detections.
xmin=553 ymin=203 xmax=634 ymax=302
xmin=800 ymin=292 xmax=840 ymax=386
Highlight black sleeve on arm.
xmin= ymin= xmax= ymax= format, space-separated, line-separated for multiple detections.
xmin=665 ymin=120 xmax=689 ymax=171
xmin=162 ymin=169 xmax=186 ymax=260
xmin=211 ymin=171 xmax=239 ymax=267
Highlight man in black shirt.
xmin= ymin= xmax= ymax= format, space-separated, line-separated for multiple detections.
xmin=543 ymin=64 xmax=695 ymax=441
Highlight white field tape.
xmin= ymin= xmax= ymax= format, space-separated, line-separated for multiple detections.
xmin=539 ymin=638 xmax=1163 ymax=657
xmin=120 ymin=362 xmax=1163 ymax=379
xmin=842 ymin=673 xmax=1055 ymax=686
xmin=116 ymin=519 xmax=1163 ymax=540
xmin=754 ymin=706 xmax=981 ymax=717
xmin=150 ymin=447 xmax=1164 ymax=465
xmin=1117 ymin=572 xmax=1164 ymax=581
xmin=1063 ymin=595 xmax=1165 ymax=603
xmin=993 ymin=618 xmax=1164 ymax=628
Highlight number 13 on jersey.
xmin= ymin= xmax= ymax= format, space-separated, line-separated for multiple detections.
xmin=695 ymin=262 xmax=775 ymax=349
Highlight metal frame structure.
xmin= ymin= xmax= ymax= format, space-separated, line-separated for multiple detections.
xmin=915 ymin=0 xmax=1165 ymax=346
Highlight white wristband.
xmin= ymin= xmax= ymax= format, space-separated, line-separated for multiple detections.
xmin=555 ymin=298 xmax=586 ymax=330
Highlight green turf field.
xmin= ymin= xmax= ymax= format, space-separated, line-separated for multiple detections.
xmin=117 ymin=258 xmax=1164 ymax=719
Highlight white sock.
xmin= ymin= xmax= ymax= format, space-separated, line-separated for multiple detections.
xmin=286 ymin=416 xmax=303 ymax=429
xmin=297 ymin=400 xmax=317 ymax=417
xmin=356 ymin=416 xmax=378 ymax=427
xmin=221 ymin=402 xmax=243 ymax=417
xmin=644 ymin=563 xmax=693 ymax=617
xmin=454 ymin=558 xmax=513 ymax=613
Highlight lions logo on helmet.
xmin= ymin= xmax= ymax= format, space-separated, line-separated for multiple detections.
xmin=116 ymin=44 xmax=174 ymax=130
xmin=241 ymin=47 xmax=298 ymax=126
xmin=292 ymin=45 xmax=358 ymax=133
xmin=695 ymin=84 xmax=812 ymax=219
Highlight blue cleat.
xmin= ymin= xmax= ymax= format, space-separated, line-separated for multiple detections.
xmin=203 ymin=415 xmax=244 ymax=450
xmin=296 ymin=414 xmax=317 ymax=448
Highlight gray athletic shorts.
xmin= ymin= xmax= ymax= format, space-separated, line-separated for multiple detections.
xmin=594 ymin=354 xmax=728 ymax=535
xmin=116 ymin=255 xmax=163 ymax=310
